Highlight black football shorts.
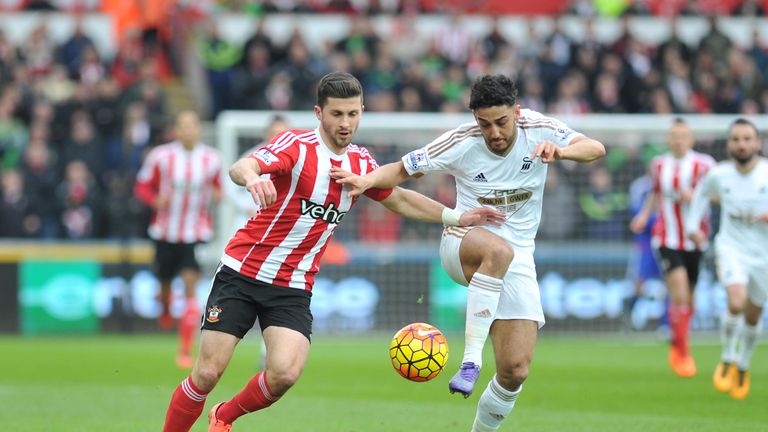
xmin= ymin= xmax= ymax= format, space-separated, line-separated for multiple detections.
xmin=201 ymin=265 xmax=313 ymax=341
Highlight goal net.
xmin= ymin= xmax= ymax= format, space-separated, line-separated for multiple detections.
xmin=215 ymin=112 xmax=767 ymax=334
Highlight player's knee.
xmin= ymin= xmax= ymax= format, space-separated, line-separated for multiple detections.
xmin=727 ymin=292 xmax=746 ymax=313
xmin=727 ymin=301 xmax=744 ymax=315
xmin=193 ymin=366 xmax=224 ymax=392
xmin=483 ymin=241 xmax=514 ymax=272
xmin=496 ymin=362 xmax=529 ymax=390
xmin=267 ymin=367 xmax=302 ymax=395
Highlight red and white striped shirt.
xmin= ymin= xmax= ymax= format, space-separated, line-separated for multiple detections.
xmin=135 ymin=141 xmax=222 ymax=243
xmin=221 ymin=129 xmax=392 ymax=291
xmin=650 ymin=150 xmax=716 ymax=251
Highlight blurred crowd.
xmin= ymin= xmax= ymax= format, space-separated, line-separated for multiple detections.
xmin=0 ymin=4 xmax=765 ymax=242
xmin=198 ymin=13 xmax=768 ymax=117
xmin=6 ymin=0 xmax=767 ymax=16
xmin=0 ymin=20 xmax=171 ymax=239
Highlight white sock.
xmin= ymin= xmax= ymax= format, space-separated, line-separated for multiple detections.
xmin=463 ymin=273 xmax=503 ymax=367
xmin=721 ymin=311 xmax=743 ymax=363
xmin=471 ymin=375 xmax=521 ymax=432
xmin=737 ymin=321 xmax=762 ymax=371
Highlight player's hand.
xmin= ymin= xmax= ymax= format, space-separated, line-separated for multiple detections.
xmin=531 ymin=140 xmax=561 ymax=164
xmin=154 ymin=195 xmax=170 ymax=210
xmin=753 ymin=212 xmax=768 ymax=223
xmin=246 ymin=177 xmax=276 ymax=208
xmin=688 ymin=231 xmax=705 ymax=247
xmin=679 ymin=189 xmax=693 ymax=204
xmin=211 ymin=187 xmax=223 ymax=203
xmin=459 ymin=207 xmax=507 ymax=227
xmin=629 ymin=212 xmax=648 ymax=234
xmin=330 ymin=166 xmax=373 ymax=198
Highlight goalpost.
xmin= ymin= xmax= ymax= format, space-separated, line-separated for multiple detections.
xmin=215 ymin=111 xmax=766 ymax=243
xmin=214 ymin=112 xmax=767 ymax=333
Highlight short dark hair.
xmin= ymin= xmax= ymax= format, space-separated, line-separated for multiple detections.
xmin=316 ymin=72 xmax=363 ymax=107
xmin=469 ymin=75 xmax=518 ymax=110
xmin=728 ymin=117 xmax=759 ymax=136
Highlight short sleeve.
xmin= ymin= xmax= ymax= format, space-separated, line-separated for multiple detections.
xmin=685 ymin=168 xmax=718 ymax=235
xmin=357 ymin=147 xmax=393 ymax=202
xmin=209 ymin=149 xmax=223 ymax=190
xmin=137 ymin=146 xmax=161 ymax=183
xmin=703 ymin=154 xmax=717 ymax=171
xmin=649 ymin=156 xmax=663 ymax=193
xmin=534 ymin=116 xmax=583 ymax=148
xmin=248 ymin=130 xmax=300 ymax=176
xmin=402 ymin=125 xmax=474 ymax=176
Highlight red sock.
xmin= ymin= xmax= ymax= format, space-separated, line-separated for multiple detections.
xmin=669 ymin=304 xmax=691 ymax=355
xmin=163 ymin=376 xmax=208 ymax=432
xmin=179 ymin=300 xmax=199 ymax=356
xmin=217 ymin=371 xmax=279 ymax=424
xmin=682 ymin=306 xmax=693 ymax=352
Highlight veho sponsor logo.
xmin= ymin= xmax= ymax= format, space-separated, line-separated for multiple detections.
xmin=300 ymin=199 xmax=347 ymax=224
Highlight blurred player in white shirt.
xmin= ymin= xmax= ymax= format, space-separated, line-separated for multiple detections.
xmin=225 ymin=115 xmax=289 ymax=232
xmin=332 ymin=75 xmax=605 ymax=432
xmin=687 ymin=118 xmax=768 ymax=400
xmin=224 ymin=114 xmax=289 ymax=371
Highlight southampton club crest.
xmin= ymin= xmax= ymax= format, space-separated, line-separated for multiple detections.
xmin=206 ymin=305 xmax=222 ymax=323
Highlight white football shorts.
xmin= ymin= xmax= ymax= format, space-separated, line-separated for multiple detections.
xmin=439 ymin=227 xmax=545 ymax=328
xmin=715 ymin=244 xmax=768 ymax=307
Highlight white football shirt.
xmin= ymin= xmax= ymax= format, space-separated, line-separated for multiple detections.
xmin=402 ymin=109 xmax=582 ymax=252
xmin=686 ymin=158 xmax=768 ymax=259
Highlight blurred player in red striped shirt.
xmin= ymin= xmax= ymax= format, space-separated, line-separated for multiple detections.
xmin=630 ymin=118 xmax=715 ymax=377
xmin=135 ymin=110 xmax=222 ymax=369
xmin=161 ymin=72 xmax=504 ymax=432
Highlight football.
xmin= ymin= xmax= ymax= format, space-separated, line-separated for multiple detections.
xmin=389 ymin=322 xmax=449 ymax=382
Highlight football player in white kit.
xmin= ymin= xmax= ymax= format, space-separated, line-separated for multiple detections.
xmin=686 ymin=118 xmax=768 ymax=400
xmin=331 ymin=75 xmax=605 ymax=432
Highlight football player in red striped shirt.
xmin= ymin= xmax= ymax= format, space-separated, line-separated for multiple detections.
xmin=630 ymin=118 xmax=716 ymax=377
xmin=161 ymin=72 xmax=504 ymax=432
xmin=135 ymin=110 xmax=222 ymax=369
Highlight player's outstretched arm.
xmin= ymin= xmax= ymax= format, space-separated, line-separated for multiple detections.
xmin=684 ymin=172 xmax=716 ymax=246
xmin=331 ymin=161 xmax=415 ymax=198
xmin=533 ymin=135 xmax=606 ymax=164
xmin=380 ymin=187 xmax=505 ymax=226
xmin=229 ymin=157 xmax=276 ymax=208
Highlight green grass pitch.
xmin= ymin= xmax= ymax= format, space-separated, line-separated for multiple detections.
xmin=0 ymin=333 xmax=764 ymax=431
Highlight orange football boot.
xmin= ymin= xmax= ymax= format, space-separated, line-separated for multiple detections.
xmin=712 ymin=362 xmax=736 ymax=393
xmin=669 ymin=347 xmax=696 ymax=377
xmin=730 ymin=370 xmax=750 ymax=400
xmin=208 ymin=403 xmax=232 ymax=432
xmin=175 ymin=353 xmax=193 ymax=369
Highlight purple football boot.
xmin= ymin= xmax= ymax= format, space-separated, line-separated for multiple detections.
xmin=448 ymin=362 xmax=481 ymax=398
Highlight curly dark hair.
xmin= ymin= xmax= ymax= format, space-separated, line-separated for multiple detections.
xmin=468 ymin=75 xmax=518 ymax=110
xmin=316 ymin=72 xmax=363 ymax=107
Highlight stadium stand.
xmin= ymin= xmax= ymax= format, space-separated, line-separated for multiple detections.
xmin=1 ymin=6 xmax=766 ymax=240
